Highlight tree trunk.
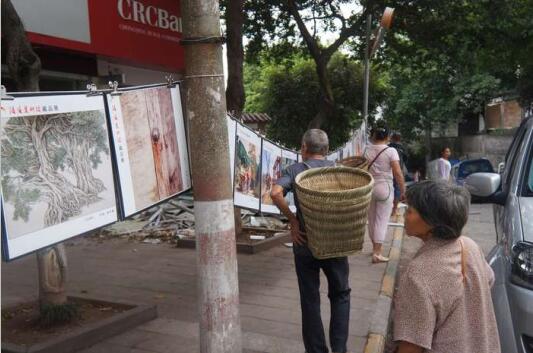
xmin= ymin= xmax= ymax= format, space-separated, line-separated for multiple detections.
xmin=308 ymin=58 xmax=335 ymax=129
xmin=37 ymin=245 xmax=68 ymax=309
xmin=182 ymin=0 xmax=243 ymax=351
xmin=2 ymin=0 xmax=68 ymax=310
xmin=70 ymin=141 xmax=105 ymax=196
xmin=225 ymin=0 xmax=246 ymax=118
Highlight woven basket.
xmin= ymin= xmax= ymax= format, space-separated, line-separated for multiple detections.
xmin=339 ymin=156 xmax=368 ymax=170
xmin=295 ymin=166 xmax=374 ymax=259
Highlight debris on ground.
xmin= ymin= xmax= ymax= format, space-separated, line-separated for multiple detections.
xmin=92 ymin=193 xmax=289 ymax=245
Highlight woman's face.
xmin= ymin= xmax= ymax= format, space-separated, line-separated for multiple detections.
xmin=404 ymin=205 xmax=433 ymax=240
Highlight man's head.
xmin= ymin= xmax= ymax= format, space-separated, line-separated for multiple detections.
xmin=391 ymin=132 xmax=401 ymax=143
xmin=301 ymin=129 xmax=329 ymax=159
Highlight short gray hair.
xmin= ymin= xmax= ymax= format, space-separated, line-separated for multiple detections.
xmin=302 ymin=129 xmax=329 ymax=155
xmin=406 ymin=180 xmax=470 ymax=239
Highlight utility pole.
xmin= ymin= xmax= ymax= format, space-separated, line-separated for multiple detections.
xmin=180 ymin=1 xmax=243 ymax=353
xmin=362 ymin=8 xmax=394 ymax=127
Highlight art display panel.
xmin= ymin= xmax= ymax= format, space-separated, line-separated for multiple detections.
xmin=326 ymin=151 xmax=338 ymax=163
xmin=234 ymin=124 xmax=262 ymax=210
xmin=227 ymin=116 xmax=236 ymax=183
xmin=107 ymin=85 xmax=191 ymax=217
xmin=281 ymin=149 xmax=298 ymax=213
xmin=342 ymin=140 xmax=355 ymax=160
xmin=1 ymin=94 xmax=118 ymax=260
xmin=353 ymin=122 xmax=367 ymax=156
xmin=260 ymin=140 xmax=282 ymax=214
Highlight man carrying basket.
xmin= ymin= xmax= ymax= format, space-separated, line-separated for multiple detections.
xmin=271 ymin=129 xmax=351 ymax=353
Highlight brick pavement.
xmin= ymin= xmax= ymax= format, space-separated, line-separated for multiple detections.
xmin=1 ymin=226 xmax=397 ymax=353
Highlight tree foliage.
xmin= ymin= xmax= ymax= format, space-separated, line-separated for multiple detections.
xmin=381 ymin=0 xmax=533 ymax=136
xmin=245 ymin=50 xmax=387 ymax=149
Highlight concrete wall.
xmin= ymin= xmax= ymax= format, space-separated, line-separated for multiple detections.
xmin=484 ymin=100 xmax=523 ymax=130
xmin=432 ymin=133 xmax=514 ymax=168
xmin=460 ymin=134 xmax=514 ymax=167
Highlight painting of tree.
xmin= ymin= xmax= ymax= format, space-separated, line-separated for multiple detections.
xmin=1 ymin=109 xmax=114 ymax=239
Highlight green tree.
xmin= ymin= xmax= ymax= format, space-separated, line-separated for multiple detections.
xmin=381 ymin=0 xmax=533 ymax=134
xmin=245 ymin=51 xmax=386 ymax=149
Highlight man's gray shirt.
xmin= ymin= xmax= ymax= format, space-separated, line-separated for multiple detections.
xmin=275 ymin=158 xmax=335 ymax=231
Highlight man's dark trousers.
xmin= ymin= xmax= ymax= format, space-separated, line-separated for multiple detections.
xmin=293 ymin=245 xmax=351 ymax=353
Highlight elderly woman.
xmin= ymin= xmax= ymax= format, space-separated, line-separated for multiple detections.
xmin=394 ymin=181 xmax=500 ymax=353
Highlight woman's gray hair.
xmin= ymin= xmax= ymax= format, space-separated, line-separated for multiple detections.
xmin=406 ymin=180 xmax=471 ymax=239
xmin=302 ymin=129 xmax=329 ymax=155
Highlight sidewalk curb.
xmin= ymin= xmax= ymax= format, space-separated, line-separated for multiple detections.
xmin=363 ymin=215 xmax=405 ymax=353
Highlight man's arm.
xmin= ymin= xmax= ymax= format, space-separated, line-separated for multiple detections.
xmin=271 ymin=185 xmax=306 ymax=245
xmin=391 ymin=160 xmax=406 ymax=201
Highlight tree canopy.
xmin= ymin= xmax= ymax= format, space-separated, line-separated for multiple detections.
xmin=244 ymin=49 xmax=387 ymax=149
xmin=380 ymin=0 xmax=533 ymax=136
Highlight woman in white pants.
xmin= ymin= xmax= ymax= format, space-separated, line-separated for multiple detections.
xmin=364 ymin=124 xmax=406 ymax=263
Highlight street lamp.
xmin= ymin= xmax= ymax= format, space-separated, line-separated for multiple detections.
xmin=362 ymin=7 xmax=395 ymax=128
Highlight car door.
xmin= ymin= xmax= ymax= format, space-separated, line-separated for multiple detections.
xmin=496 ymin=124 xmax=528 ymax=243
xmin=494 ymin=123 xmax=527 ymax=243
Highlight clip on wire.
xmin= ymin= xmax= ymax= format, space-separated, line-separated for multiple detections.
xmin=1 ymin=85 xmax=14 ymax=100
xmin=166 ymin=75 xmax=176 ymax=88
xmin=109 ymin=81 xmax=122 ymax=96
xmin=86 ymin=83 xmax=99 ymax=96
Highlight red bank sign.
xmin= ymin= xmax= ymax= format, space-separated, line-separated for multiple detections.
xmin=25 ymin=0 xmax=184 ymax=71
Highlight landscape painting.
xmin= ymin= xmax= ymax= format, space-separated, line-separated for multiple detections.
xmin=0 ymin=94 xmax=118 ymax=260
xmin=260 ymin=140 xmax=282 ymax=214
xmin=108 ymin=85 xmax=190 ymax=217
xmin=234 ymin=124 xmax=262 ymax=210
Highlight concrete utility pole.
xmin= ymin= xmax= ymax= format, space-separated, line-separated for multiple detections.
xmin=180 ymin=1 xmax=243 ymax=353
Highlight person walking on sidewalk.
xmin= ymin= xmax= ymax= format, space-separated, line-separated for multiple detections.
xmin=388 ymin=132 xmax=408 ymax=216
xmin=271 ymin=129 xmax=350 ymax=353
xmin=394 ymin=181 xmax=500 ymax=353
xmin=364 ymin=123 xmax=406 ymax=263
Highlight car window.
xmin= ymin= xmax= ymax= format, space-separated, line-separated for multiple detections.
xmin=527 ymin=160 xmax=533 ymax=195
xmin=458 ymin=160 xmax=494 ymax=178
xmin=503 ymin=127 xmax=527 ymax=189
xmin=523 ymin=140 xmax=533 ymax=196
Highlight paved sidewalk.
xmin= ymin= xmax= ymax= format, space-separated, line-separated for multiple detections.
xmin=2 ymin=226 xmax=398 ymax=353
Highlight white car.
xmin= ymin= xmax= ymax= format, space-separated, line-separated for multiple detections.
xmin=465 ymin=116 xmax=533 ymax=353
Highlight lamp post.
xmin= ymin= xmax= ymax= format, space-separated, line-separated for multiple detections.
xmin=363 ymin=7 xmax=395 ymax=128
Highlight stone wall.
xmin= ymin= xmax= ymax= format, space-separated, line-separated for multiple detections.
xmin=432 ymin=133 xmax=514 ymax=168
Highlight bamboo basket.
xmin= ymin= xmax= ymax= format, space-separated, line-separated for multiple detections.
xmin=339 ymin=156 xmax=368 ymax=170
xmin=295 ymin=166 xmax=374 ymax=259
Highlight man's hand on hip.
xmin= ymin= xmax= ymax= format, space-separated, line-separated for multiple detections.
xmin=290 ymin=219 xmax=306 ymax=246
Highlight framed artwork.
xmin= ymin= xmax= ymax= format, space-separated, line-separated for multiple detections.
xmin=234 ymin=123 xmax=262 ymax=211
xmin=353 ymin=121 xmax=367 ymax=156
xmin=107 ymin=84 xmax=191 ymax=218
xmin=281 ymin=149 xmax=299 ymax=213
xmin=260 ymin=140 xmax=282 ymax=214
xmin=1 ymin=93 xmax=118 ymax=260
xmin=227 ymin=116 xmax=237 ymax=183
xmin=343 ymin=139 xmax=355 ymax=160
xmin=327 ymin=151 xmax=339 ymax=163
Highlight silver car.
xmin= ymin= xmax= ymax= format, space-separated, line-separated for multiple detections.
xmin=465 ymin=116 xmax=533 ymax=353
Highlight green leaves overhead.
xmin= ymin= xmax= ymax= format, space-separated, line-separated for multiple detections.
xmin=244 ymin=51 xmax=386 ymax=149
